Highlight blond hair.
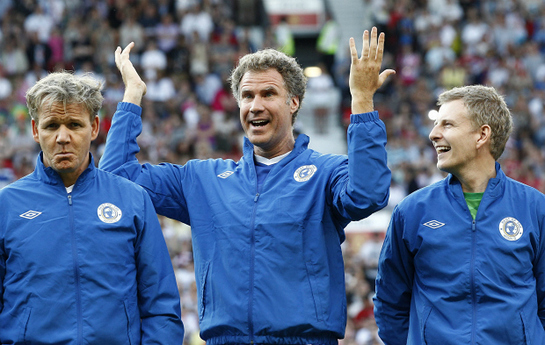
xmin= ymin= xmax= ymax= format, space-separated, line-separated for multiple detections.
xmin=438 ymin=85 xmax=513 ymax=160
xmin=26 ymin=71 xmax=104 ymax=123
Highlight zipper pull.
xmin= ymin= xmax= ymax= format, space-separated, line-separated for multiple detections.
xmin=472 ymin=219 xmax=476 ymax=231
xmin=254 ymin=193 xmax=260 ymax=202
xmin=68 ymin=194 xmax=72 ymax=206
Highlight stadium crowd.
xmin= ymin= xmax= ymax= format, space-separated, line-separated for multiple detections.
xmin=1 ymin=0 xmax=545 ymax=344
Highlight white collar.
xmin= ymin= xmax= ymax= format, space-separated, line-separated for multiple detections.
xmin=254 ymin=151 xmax=291 ymax=166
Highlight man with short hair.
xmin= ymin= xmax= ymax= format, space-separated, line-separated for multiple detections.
xmin=101 ymin=27 xmax=394 ymax=344
xmin=374 ymin=85 xmax=545 ymax=344
xmin=0 ymin=71 xmax=184 ymax=344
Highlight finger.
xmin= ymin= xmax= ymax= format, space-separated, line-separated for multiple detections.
xmin=369 ymin=27 xmax=378 ymax=59
xmin=376 ymin=32 xmax=385 ymax=62
xmin=123 ymin=42 xmax=134 ymax=55
xmin=349 ymin=37 xmax=358 ymax=62
xmin=361 ymin=30 xmax=369 ymax=59
xmin=378 ymin=69 xmax=396 ymax=86
xmin=114 ymin=46 xmax=121 ymax=67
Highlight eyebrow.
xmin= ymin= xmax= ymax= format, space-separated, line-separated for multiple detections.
xmin=434 ymin=117 xmax=454 ymax=125
xmin=241 ymin=85 xmax=278 ymax=93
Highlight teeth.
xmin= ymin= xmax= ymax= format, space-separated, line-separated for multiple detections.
xmin=252 ymin=120 xmax=268 ymax=126
xmin=436 ymin=146 xmax=450 ymax=153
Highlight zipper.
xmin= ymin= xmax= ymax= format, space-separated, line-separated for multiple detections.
xmin=68 ymin=193 xmax=83 ymax=344
xmin=248 ymin=191 xmax=259 ymax=342
xmin=470 ymin=219 xmax=476 ymax=345
xmin=248 ymin=159 xmax=273 ymax=342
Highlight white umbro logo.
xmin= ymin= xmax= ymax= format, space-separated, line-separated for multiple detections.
xmin=218 ymin=171 xmax=234 ymax=179
xmin=20 ymin=210 xmax=42 ymax=219
xmin=423 ymin=220 xmax=445 ymax=229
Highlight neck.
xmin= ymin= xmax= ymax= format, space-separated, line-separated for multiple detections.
xmin=253 ymin=138 xmax=295 ymax=159
xmin=457 ymin=162 xmax=496 ymax=193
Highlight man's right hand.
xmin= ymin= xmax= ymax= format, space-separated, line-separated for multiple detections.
xmin=349 ymin=27 xmax=395 ymax=114
xmin=115 ymin=42 xmax=147 ymax=106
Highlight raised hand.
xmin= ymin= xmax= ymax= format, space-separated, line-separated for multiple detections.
xmin=115 ymin=42 xmax=147 ymax=106
xmin=349 ymin=27 xmax=395 ymax=114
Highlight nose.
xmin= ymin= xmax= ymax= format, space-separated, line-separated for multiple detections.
xmin=250 ymin=95 xmax=264 ymax=114
xmin=56 ymin=125 xmax=70 ymax=145
xmin=429 ymin=124 xmax=441 ymax=142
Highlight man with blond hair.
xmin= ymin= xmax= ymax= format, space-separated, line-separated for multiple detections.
xmin=374 ymin=85 xmax=545 ymax=344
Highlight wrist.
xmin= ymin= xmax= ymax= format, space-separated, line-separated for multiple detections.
xmin=122 ymin=85 xmax=146 ymax=106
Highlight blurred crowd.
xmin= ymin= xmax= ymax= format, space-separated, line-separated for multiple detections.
xmin=1 ymin=0 xmax=545 ymax=344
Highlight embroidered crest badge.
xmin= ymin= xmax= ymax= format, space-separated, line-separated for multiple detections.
xmin=293 ymin=165 xmax=317 ymax=182
xmin=97 ymin=203 xmax=122 ymax=224
xmin=499 ymin=217 xmax=523 ymax=241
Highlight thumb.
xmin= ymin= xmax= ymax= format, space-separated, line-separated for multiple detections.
xmin=378 ymin=69 xmax=396 ymax=87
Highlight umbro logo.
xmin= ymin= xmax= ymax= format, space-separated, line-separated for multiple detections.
xmin=218 ymin=171 xmax=234 ymax=179
xmin=423 ymin=220 xmax=445 ymax=229
xmin=20 ymin=210 xmax=42 ymax=220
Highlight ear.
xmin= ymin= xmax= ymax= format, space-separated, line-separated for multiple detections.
xmin=31 ymin=119 xmax=40 ymax=143
xmin=290 ymin=96 xmax=300 ymax=115
xmin=91 ymin=115 xmax=100 ymax=141
xmin=476 ymin=124 xmax=491 ymax=150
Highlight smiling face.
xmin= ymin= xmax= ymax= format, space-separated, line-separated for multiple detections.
xmin=32 ymin=102 xmax=99 ymax=186
xmin=429 ymin=99 xmax=482 ymax=177
xmin=239 ymin=68 xmax=299 ymax=158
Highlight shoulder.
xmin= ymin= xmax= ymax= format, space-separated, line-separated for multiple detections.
xmin=504 ymin=175 xmax=545 ymax=201
xmin=0 ymin=175 xmax=36 ymax=195
xmin=187 ymin=156 xmax=236 ymax=167
xmin=184 ymin=157 xmax=239 ymax=176
xmin=305 ymin=148 xmax=347 ymax=166
xmin=96 ymin=169 xmax=147 ymax=193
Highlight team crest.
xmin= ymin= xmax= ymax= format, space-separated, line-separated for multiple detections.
xmin=293 ymin=165 xmax=317 ymax=182
xmin=499 ymin=217 xmax=523 ymax=241
xmin=97 ymin=203 xmax=122 ymax=224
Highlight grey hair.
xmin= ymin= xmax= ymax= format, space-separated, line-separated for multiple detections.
xmin=26 ymin=71 xmax=104 ymax=123
xmin=229 ymin=48 xmax=307 ymax=124
xmin=438 ymin=85 xmax=513 ymax=160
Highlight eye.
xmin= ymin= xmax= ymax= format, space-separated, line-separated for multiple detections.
xmin=45 ymin=123 xmax=59 ymax=129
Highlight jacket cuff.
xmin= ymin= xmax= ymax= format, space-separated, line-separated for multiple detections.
xmin=117 ymin=102 xmax=142 ymax=116
xmin=350 ymin=110 xmax=379 ymax=123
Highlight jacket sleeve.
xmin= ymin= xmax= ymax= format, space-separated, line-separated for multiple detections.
xmin=99 ymin=102 xmax=190 ymax=223
xmin=0 ymin=201 xmax=4 ymax=314
xmin=536 ymin=211 xmax=545 ymax=327
xmin=136 ymin=189 xmax=185 ymax=344
xmin=330 ymin=111 xmax=391 ymax=221
xmin=373 ymin=205 xmax=413 ymax=344
xmin=0 ymin=238 xmax=4 ymax=314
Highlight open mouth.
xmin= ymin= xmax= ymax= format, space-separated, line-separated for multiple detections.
xmin=251 ymin=120 xmax=269 ymax=127
xmin=436 ymin=146 xmax=451 ymax=154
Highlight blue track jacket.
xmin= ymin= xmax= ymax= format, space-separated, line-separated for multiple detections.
xmin=374 ymin=163 xmax=545 ymax=344
xmin=0 ymin=154 xmax=184 ymax=344
xmin=99 ymin=102 xmax=391 ymax=344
